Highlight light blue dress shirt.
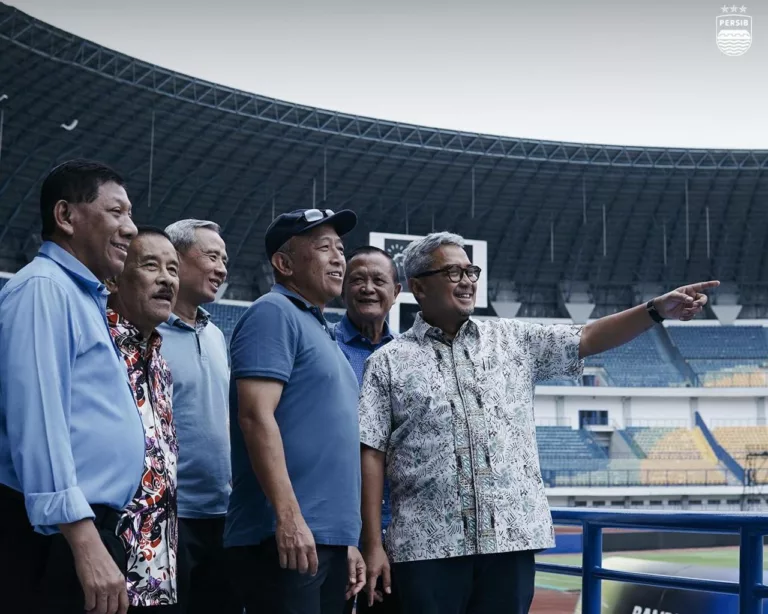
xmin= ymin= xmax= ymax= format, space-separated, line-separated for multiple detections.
xmin=0 ymin=242 xmax=145 ymax=534
xmin=158 ymin=311 xmax=231 ymax=518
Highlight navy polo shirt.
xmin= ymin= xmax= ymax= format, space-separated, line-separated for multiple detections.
xmin=224 ymin=284 xmax=362 ymax=548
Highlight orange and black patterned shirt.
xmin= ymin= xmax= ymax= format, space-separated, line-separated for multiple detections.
xmin=107 ymin=309 xmax=178 ymax=606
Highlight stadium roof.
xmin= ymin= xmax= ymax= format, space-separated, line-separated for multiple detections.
xmin=1 ymin=2 xmax=767 ymax=313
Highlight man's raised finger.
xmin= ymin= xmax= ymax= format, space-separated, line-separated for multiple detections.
xmin=689 ymin=280 xmax=720 ymax=292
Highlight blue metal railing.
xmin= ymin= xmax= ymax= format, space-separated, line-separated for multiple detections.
xmin=540 ymin=508 xmax=768 ymax=614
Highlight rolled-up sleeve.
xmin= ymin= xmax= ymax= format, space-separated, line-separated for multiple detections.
xmin=358 ymin=352 xmax=393 ymax=452
xmin=514 ymin=320 xmax=585 ymax=383
xmin=0 ymin=278 xmax=94 ymax=533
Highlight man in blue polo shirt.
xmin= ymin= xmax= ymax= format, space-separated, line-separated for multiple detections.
xmin=337 ymin=246 xmax=400 ymax=614
xmin=225 ymin=208 xmax=366 ymax=614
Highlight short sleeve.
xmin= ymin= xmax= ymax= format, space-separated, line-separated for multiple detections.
xmin=358 ymin=351 xmax=393 ymax=452
xmin=230 ymin=298 xmax=298 ymax=383
xmin=512 ymin=320 xmax=584 ymax=383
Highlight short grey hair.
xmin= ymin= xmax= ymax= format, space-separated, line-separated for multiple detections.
xmin=164 ymin=219 xmax=221 ymax=252
xmin=402 ymin=231 xmax=466 ymax=280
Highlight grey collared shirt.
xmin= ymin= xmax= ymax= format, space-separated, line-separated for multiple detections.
xmin=358 ymin=313 xmax=583 ymax=563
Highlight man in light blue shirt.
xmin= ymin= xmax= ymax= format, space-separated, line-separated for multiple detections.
xmin=161 ymin=219 xmax=239 ymax=614
xmin=0 ymin=160 xmax=144 ymax=614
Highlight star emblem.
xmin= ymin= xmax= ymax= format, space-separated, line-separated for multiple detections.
xmin=721 ymin=4 xmax=730 ymax=11
xmin=740 ymin=5 xmax=747 ymax=12
xmin=731 ymin=4 xmax=739 ymax=11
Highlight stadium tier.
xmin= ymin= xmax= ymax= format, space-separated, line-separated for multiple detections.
xmin=539 ymin=425 xmax=734 ymax=487
xmin=584 ymin=326 xmax=687 ymax=387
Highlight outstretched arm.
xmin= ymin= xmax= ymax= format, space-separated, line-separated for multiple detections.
xmin=579 ymin=280 xmax=719 ymax=358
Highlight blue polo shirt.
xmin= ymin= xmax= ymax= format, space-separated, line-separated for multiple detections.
xmin=158 ymin=311 xmax=231 ymax=518
xmin=224 ymin=285 xmax=361 ymax=548
xmin=0 ymin=242 xmax=145 ymax=534
xmin=334 ymin=314 xmax=394 ymax=533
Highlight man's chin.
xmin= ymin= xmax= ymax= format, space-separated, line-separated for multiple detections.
xmin=458 ymin=306 xmax=475 ymax=317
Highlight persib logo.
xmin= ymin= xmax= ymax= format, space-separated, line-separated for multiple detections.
xmin=716 ymin=5 xmax=752 ymax=56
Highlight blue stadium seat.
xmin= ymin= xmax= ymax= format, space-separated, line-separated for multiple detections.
xmin=585 ymin=329 xmax=687 ymax=387
xmin=667 ymin=326 xmax=768 ymax=360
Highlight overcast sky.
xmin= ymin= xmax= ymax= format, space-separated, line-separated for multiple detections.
xmin=7 ymin=0 xmax=767 ymax=149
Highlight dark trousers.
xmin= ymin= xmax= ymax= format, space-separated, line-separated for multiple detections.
xmin=0 ymin=484 xmax=127 ymax=614
xmin=392 ymin=550 xmax=535 ymax=614
xmin=227 ymin=537 xmax=348 ymax=614
xmin=177 ymin=517 xmax=241 ymax=614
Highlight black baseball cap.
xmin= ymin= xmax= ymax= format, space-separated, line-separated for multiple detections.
xmin=265 ymin=208 xmax=358 ymax=259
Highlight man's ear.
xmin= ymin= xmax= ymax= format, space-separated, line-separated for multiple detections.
xmin=408 ymin=278 xmax=425 ymax=302
xmin=104 ymin=277 xmax=119 ymax=294
xmin=393 ymin=283 xmax=402 ymax=301
xmin=271 ymin=251 xmax=293 ymax=278
xmin=52 ymin=200 xmax=76 ymax=237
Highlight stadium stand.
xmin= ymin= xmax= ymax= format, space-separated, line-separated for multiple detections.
xmin=712 ymin=426 xmax=768 ymax=482
xmin=541 ymin=426 xmax=730 ymax=487
xmin=585 ymin=327 xmax=687 ymax=387
xmin=623 ymin=426 xmax=727 ymax=485
xmin=667 ymin=327 xmax=768 ymax=387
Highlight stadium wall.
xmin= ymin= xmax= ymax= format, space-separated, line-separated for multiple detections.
xmin=535 ymin=386 xmax=768 ymax=429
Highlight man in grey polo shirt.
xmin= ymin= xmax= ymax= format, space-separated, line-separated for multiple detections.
xmin=225 ymin=208 xmax=366 ymax=614
xmin=159 ymin=219 xmax=239 ymax=614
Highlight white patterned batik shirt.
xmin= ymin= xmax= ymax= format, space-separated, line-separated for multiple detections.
xmin=358 ymin=313 xmax=583 ymax=563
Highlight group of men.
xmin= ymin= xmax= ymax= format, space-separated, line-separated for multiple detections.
xmin=0 ymin=158 xmax=718 ymax=614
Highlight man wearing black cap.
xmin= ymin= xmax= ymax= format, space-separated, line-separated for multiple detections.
xmin=225 ymin=208 xmax=366 ymax=614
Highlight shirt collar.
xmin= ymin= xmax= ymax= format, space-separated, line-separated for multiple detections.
xmin=168 ymin=307 xmax=211 ymax=331
xmin=271 ymin=284 xmax=329 ymax=329
xmin=107 ymin=308 xmax=163 ymax=352
xmin=338 ymin=313 xmax=394 ymax=346
xmin=272 ymin=283 xmax=315 ymax=310
xmin=412 ymin=312 xmax=478 ymax=344
xmin=39 ymin=241 xmax=106 ymax=295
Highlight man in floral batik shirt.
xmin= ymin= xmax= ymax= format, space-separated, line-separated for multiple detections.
xmin=107 ymin=226 xmax=181 ymax=611
xmin=358 ymin=232 xmax=719 ymax=614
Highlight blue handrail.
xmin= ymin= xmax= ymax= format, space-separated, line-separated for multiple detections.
xmin=542 ymin=508 xmax=768 ymax=614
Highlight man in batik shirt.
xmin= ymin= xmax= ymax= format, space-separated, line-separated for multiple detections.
xmin=358 ymin=231 xmax=719 ymax=614
xmin=107 ymin=226 xmax=181 ymax=610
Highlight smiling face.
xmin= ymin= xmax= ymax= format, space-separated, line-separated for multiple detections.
xmin=409 ymin=244 xmax=477 ymax=325
xmin=63 ymin=181 xmax=138 ymax=281
xmin=343 ymin=251 xmax=401 ymax=324
xmin=109 ymin=233 xmax=180 ymax=337
xmin=176 ymin=227 xmax=228 ymax=306
xmin=273 ymin=224 xmax=346 ymax=307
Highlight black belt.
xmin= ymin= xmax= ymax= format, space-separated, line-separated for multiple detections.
xmin=0 ymin=483 xmax=121 ymax=533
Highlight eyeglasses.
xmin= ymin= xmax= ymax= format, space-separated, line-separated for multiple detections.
xmin=414 ymin=265 xmax=482 ymax=283
xmin=303 ymin=209 xmax=335 ymax=223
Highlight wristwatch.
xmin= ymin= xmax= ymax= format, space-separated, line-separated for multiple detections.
xmin=646 ymin=299 xmax=664 ymax=324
